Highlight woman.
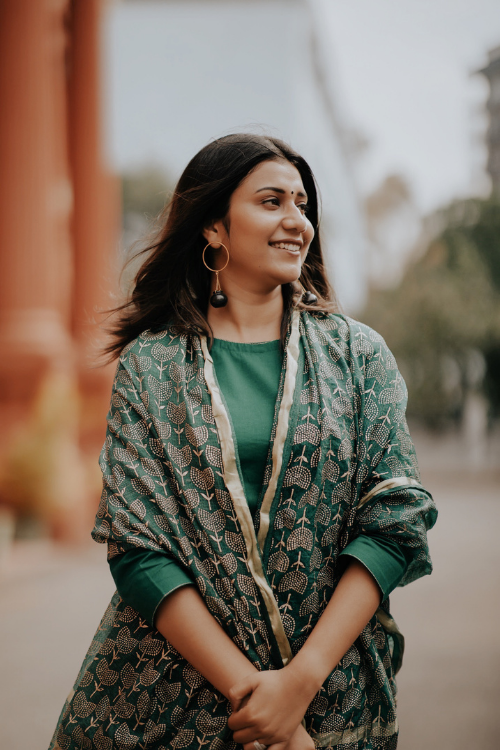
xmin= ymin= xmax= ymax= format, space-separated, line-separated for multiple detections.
xmin=50 ymin=134 xmax=437 ymax=750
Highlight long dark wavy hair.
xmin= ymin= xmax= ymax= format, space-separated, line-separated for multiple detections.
xmin=104 ymin=133 xmax=338 ymax=360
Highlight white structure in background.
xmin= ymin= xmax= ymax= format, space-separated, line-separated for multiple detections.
xmin=106 ymin=0 xmax=368 ymax=313
xmin=478 ymin=45 xmax=500 ymax=194
xmin=364 ymin=174 xmax=423 ymax=290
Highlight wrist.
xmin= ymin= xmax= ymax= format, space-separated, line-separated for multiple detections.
xmin=225 ymin=663 xmax=258 ymax=702
xmin=285 ymin=651 xmax=326 ymax=703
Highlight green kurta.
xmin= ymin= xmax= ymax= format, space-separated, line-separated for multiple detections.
xmin=211 ymin=337 xmax=283 ymax=515
xmin=50 ymin=310 xmax=437 ymax=750
xmin=110 ymin=337 xmax=408 ymax=626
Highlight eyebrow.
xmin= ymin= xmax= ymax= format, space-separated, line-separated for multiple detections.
xmin=255 ymin=186 xmax=307 ymax=199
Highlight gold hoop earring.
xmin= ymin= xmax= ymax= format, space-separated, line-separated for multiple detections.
xmin=202 ymin=241 xmax=230 ymax=308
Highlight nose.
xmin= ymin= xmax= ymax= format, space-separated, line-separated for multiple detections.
xmin=282 ymin=203 xmax=308 ymax=234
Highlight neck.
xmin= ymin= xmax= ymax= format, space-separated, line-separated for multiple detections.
xmin=207 ymin=283 xmax=284 ymax=343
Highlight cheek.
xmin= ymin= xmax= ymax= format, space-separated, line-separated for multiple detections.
xmin=230 ymin=217 xmax=277 ymax=259
xmin=304 ymin=226 xmax=315 ymax=249
xmin=231 ymin=205 xmax=274 ymax=236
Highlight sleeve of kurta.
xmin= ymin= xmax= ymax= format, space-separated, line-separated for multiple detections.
xmin=342 ymin=326 xmax=438 ymax=592
xmin=109 ymin=548 xmax=196 ymax=627
xmin=338 ymin=534 xmax=408 ymax=600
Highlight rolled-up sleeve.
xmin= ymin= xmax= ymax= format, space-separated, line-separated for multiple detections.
xmin=109 ymin=548 xmax=196 ymax=627
xmin=338 ymin=534 xmax=409 ymax=600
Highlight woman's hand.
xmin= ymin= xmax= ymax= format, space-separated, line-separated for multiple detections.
xmin=227 ymin=667 xmax=317 ymax=747
xmin=228 ymin=559 xmax=381 ymax=747
xmin=272 ymin=723 xmax=315 ymax=750
xmin=242 ymin=723 xmax=315 ymax=750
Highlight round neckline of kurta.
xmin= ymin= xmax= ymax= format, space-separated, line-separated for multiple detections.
xmin=211 ymin=338 xmax=281 ymax=353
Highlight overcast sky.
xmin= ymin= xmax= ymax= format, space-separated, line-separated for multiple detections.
xmin=106 ymin=0 xmax=500 ymax=215
xmin=314 ymin=0 xmax=499 ymax=212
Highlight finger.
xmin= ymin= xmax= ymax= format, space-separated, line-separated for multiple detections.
xmin=228 ymin=675 xmax=257 ymax=705
xmin=231 ymin=692 xmax=250 ymax=715
xmin=234 ymin=715 xmax=289 ymax=750
xmin=232 ymin=727 xmax=263 ymax=745
xmin=243 ymin=742 xmax=281 ymax=750
xmin=228 ymin=708 xmax=252 ymax=731
xmin=260 ymin=729 xmax=297 ymax=748
xmin=228 ymin=695 xmax=257 ymax=730
xmin=234 ymin=727 xmax=288 ymax=746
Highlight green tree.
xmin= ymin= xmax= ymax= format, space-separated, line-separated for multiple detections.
xmin=362 ymin=195 xmax=500 ymax=428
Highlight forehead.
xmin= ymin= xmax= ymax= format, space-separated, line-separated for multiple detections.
xmin=238 ymin=159 xmax=306 ymax=195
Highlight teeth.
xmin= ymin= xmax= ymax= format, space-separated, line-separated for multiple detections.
xmin=271 ymin=242 xmax=301 ymax=251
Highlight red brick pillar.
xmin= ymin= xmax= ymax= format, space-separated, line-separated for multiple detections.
xmin=0 ymin=0 xmax=90 ymax=540
xmin=67 ymin=0 xmax=120 ymax=465
xmin=0 ymin=0 xmax=74 ymax=406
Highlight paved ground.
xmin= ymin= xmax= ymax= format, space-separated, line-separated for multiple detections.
xmin=0 ymin=458 xmax=499 ymax=749
xmin=392 ymin=468 xmax=500 ymax=750
xmin=0 ymin=541 xmax=115 ymax=750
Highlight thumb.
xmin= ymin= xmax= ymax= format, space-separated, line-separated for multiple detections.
xmin=228 ymin=675 xmax=258 ymax=707
xmin=231 ymin=691 xmax=250 ymax=714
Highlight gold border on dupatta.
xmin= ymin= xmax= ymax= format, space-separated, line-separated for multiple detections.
xmin=200 ymin=310 xmax=300 ymax=667
xmin=257 ymin=311 xmax=300 ymax=554
xmin=357 ymin=476 xmax=422 ymax=509
xmin=310 ymin=717 xmax=399 ymax=747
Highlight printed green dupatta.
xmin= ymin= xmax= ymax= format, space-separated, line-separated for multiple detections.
xmin=50 ymin=310 xmax=437 ymax=750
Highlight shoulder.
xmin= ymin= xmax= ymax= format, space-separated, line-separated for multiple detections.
xmin=115 ymin=324 xmax=199 ymax=390
xmin=120 ymin=324 xmax=194 ymax=365
xmin=301 ymin=311 xmax=396 ymax=367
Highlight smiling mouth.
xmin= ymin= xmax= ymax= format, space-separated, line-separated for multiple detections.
xmin=269 ymin=241 xmax=302 ymax=252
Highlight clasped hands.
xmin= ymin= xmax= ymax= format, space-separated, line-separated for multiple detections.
xmin=227 ymin=665 xmax=317 ymax=750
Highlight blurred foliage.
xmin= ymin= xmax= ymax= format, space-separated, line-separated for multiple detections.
xmin=0 ymin=371 xmax=88 ymax=536
xmin=121 ymin=166 xmax=174 ymax=225
xmin=120 ymin=167 xmax=175 ymax=293
xmin=362 ymin=195 xmax=500 ymax=428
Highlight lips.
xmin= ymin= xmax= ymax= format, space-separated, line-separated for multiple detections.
xmin=269 ymin=241 xmax=302 ymax=252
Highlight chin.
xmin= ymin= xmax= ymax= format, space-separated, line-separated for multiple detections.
xmin=260 ymin=260 xmax=303 ymax=291
xmin=281 ymin=269 xmax=303 ymax=286
xmin=273 ymin=262 xmax=303 ymax=286
xmin=267 ymin=275 xmax=299 ymax=290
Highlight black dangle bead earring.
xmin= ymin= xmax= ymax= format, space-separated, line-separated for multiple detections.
xmin=203 ymin=241 xmax=230 ymax=308
xmin=302 ymin=289 xmax=318 ymax=304
xmin=299 ymin=279 xmax=317 ymax=304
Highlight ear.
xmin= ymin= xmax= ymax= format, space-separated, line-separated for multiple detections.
xmin=202 ymin=220 xmax=223 ymax=245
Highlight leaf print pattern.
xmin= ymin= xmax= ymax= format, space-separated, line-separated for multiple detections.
xmin=50 ymin=312 xmax=436 ymax=750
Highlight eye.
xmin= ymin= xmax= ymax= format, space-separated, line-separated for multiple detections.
xmin=298 ymin=203 xmax=309 ymax=214
xmin=262 ymin=197 xmax=280 ymax=207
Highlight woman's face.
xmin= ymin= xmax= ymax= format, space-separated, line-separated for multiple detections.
xmin=204 ymin=159 xmax=315 ymax=295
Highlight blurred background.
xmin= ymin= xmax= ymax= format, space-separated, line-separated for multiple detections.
xmin=0 ymin=0 xmax=499 ymax=748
